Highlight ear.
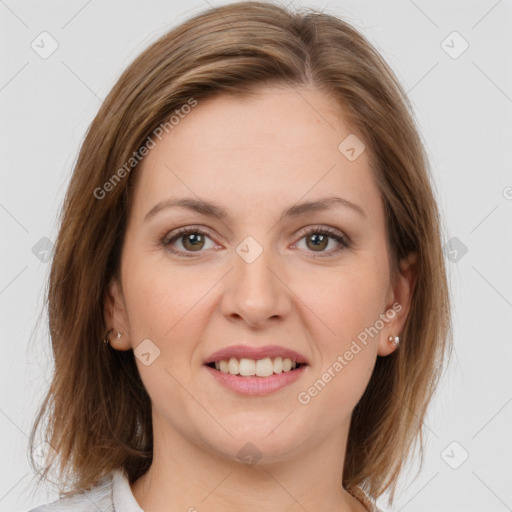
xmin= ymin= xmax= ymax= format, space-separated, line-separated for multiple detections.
xmin=103 ymin=277 xmax=132 ymax=351
xmin=377 ymin=251 xmax=418 ymax=357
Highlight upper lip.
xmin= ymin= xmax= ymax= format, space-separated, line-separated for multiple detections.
xmin=204 ymin=344 xmax=309 ymax=365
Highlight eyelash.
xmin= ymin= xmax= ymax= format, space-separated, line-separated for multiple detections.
xmin=161 ymin=226 xmax=351 ymax=259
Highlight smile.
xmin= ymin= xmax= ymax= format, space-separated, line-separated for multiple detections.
xmin=207 ymin=356 xmax=306 ymax=377
xmin=204 ymin=357 xmax=308 ymax=395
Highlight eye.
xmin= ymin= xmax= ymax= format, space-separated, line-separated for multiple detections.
xmin=294 ymin=226 xmax=351 ymax=258
xmin=161 ymin=227 xmax=217 ymax=257
xmin=161 ymin=225 xmax=351 ymax=258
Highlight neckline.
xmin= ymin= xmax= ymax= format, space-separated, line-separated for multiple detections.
xmin=111 ymin=467 xmax=144 ymax=511
xmin=110 ymin=468 xmax=377 ymax=512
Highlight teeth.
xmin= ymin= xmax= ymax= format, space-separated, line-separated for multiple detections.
xmin=256 ymin=358 xmax=274 ymax=377
xmin=239 ymin=357 xmax=256 ymax=376
xmin=213 ymin=356 xmax=300 ymax=377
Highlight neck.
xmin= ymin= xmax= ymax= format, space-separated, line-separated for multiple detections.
xmin=130 ymin=414 xmax=368 ymax=512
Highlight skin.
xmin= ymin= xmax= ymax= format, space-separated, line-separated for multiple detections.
xmin=105 ymin=85 xmax=416 ymax=512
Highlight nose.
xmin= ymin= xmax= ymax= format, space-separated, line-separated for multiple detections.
xmin=220 ymin=244 xmax=291 ymax=328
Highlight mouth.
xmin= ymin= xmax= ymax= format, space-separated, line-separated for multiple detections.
xmin=204 ymin=355 xmax=308 ymax=395
xmin=205 ymin=357 xmax=308 ymax=378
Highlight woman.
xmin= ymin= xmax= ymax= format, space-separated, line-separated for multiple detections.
xmin=27 ymin=1 xmax=452 ymax=511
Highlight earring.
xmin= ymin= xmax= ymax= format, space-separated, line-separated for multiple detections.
xmin=103 ymin=328 xmax=112 ymax=345
xmin=103 ymin=329 xmax=122 ymax=345
xmin=388 ymin=335 xmax=400 ymax=347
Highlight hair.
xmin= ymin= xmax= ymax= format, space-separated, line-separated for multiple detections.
xmin=28 ymin=0 xmax=452 ymax=508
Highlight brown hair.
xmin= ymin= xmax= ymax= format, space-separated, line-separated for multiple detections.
xmin=28 ymin=0 xmax=452 ymax=507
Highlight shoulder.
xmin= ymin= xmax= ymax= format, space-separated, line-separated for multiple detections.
xmin=26 ymin=471 xmax=115 ymax=512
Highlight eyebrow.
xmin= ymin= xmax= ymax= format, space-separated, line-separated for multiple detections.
xmin=143 ymin=195 xmax=367 ymax=223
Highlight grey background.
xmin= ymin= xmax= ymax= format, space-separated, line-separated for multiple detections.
xmin=1 ymin=0 xmax=511 ymax=511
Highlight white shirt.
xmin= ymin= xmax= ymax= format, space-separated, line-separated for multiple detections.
xmin=27 ymin=468 xmax=143 ymax=511
xmin=28 ymin=468 xmax=382 ymax=511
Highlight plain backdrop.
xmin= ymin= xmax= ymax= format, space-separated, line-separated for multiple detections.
xmin=1 ymin=1 xmax=511 ymax=511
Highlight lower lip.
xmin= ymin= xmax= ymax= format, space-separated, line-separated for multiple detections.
xmin=204 ymin=365 xmax=307 ymax=395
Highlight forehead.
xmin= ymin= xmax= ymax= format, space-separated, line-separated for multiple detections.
xmin=148 ymin=86 xmax=352 ymax=160
xmin=130 ymin=86 xmax=382 ymax=224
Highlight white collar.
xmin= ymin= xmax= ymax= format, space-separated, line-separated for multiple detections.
xmin=110 ymin=468 xmax=381 ymax=512
xmin=111 ymin=468 xmax=144 ymax=511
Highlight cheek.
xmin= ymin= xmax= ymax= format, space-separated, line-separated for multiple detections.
xmin=293 ymin=259 xmax=386 ymax=398
xmin=122 ymin=251 xmax=210 ymax=342
xmin=298 ymin=260 xmax=388 ymax=340
xmin=296 ymin=273 xmax=381 ymax=415
xmin=121 ymin=255 xmax=209 ymax=412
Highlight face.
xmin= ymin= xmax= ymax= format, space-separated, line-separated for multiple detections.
xmin=106 ymin=85 xmax=414 ymax=464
